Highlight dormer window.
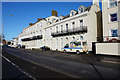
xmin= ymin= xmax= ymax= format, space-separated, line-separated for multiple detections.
xmin=48 ymin=18 xmax=49 ymax=21
xmin=78 ymin=6 xmax=85 ymax=13
xmin=52 ymin=20 xmax=54 ymax=23
xmin=80 ymin=7 xmax=84 ymax=13
xmin=71 ymin=11 xmax=74 ymax=16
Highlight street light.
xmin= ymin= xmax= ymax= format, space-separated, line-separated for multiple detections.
xmin=1 ymin=15 xmax=14 ymax=49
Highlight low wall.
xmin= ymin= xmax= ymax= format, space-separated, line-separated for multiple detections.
xmin=96 ymin=43 xmax=120 ymax=56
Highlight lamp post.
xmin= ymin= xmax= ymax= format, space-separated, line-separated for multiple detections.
xmin=0 ymin=16 xmax=4 ymax=50
xmin=1 ymin=15 xmax=14 ymax=50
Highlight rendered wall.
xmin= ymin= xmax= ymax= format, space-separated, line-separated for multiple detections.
xmin=96 ymin=43 xmax=120 ymax=56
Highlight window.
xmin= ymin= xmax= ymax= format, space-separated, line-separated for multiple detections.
xmin=110 ymin=13 xmax=118 ymax=22
xmin=75 ymin=42 xmax=81 ymax=47
xmin=71 ymin=12 xmax=74 ymax=16
xmin=50 ymin=28 xmax=52 ymax=33
xmin=109 ymin=0 xmax=118 ymax=8
xmin=52 ymin=20 xmax=54 ymax=23
xmin=79 ymin=7 xmax=84 ymax=13
xmin=59 ymin=18 xmax=62 ymax=21
xmin=73 ymin=37 xmax=75 ymax=41
xmin=40 ymin=23 xmax=42 ymax=28
xmin=66 ymin=24 xmax=68 ymax=32
xmin=50 ymin=28 xmax=52 ymax=36
xmin=80 ymin=36 xmax=83 ymax=40
xmin=61 ymin=25 xmax=63 ymax=32
xmin=61 ymin=38 xmax=63 ymax=48
xmin=64 ymin=44 xmax=69 ymax=48
xmin=72 ymin=22 xmax=75 ymax=30
xmin=78 ymin=7 xmax=84 ymax=13
xmin=111 ymin=30 xmax=118 ymax=37
xmin=70 ymin=42 xmax=81 ymax=47
xmin=81 ymin=8 xmax=83 ymax=13
xmin=80 ymin=20 xmax=83 ymax=28
xmin=56 ymin=26 xmax=58 ymax=33
xmin=83 ymin=42 xmax=87 ymax=46
xmin=39 ymin=30 xmax=42 ymax=35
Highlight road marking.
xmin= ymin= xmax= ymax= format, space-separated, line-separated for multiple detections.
xmin=0 ymin=54 xmax=36 ymax=80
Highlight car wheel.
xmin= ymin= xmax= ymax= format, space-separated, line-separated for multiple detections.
xmin=76 ymin=50 xmax=80 ymax=54
xmin=64 ymin=50 xmax=66 ymax=53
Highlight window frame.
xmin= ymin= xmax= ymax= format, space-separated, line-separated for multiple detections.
xmin=110 ymin=29 xmax=118 ymax=37
xmin=71 ymin=11 xmax=74 ymax=16
xmin=108 ymin=0 xmax=118 ymax=8
xmin=56 ymin=26 xmax=58 ymax=33
xmin=61 ymin=25 xmax=63 ymax=32
xmin=109 ymin=12 xmax=118 ymax=22
xmin=72 ymin=22 xmax=75 ymax=30
xmin=66 ymin=23 xmax=68 ymax=31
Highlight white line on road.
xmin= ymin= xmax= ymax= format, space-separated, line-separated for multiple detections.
xmin=0 ymin=54 xmax=36 ymax=80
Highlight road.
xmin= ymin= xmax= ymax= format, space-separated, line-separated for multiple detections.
xmin=2 ymin=56 xmax=33 ymax=79
xmin=2 ymin=45 xmax=120 ymax=80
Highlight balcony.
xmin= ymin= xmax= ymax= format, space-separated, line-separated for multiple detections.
xmin=21 ymin=35 xmax=43 ymax=41
xmin=103 ymin=36 xmax=120 ymax=43
xmin=51 ymin=26 xmax=87 ymax=37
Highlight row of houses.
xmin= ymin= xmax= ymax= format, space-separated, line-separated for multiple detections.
xmin=11 ymin=0 xmax=120 ymax=55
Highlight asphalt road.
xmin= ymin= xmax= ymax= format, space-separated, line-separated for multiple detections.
xmin=2 ymin=56 xmax=33 ymax=80
xmin=2 ymin=45 xmax=120 ymax=80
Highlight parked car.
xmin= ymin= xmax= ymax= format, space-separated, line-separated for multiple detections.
xmin=40 ymin=46 xmax=50 ymax=51
xmin=21 ymin=45 xmax=25 ymax=48
xmin=16 ymin=44 xmax=21 ymax=48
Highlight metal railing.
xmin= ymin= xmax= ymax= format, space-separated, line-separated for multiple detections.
xmin=51 ymin=26 xmax=87 ymax=37
xmin=21 ymin=35 xmax=43 ymax=41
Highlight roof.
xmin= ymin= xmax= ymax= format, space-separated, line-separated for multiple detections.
xmin=70 ymin=9 xmax=78 ymax=12
xmin=23 ymin=5 xmax=92 ymax=29
xmin=62 ymin=15 xmax=70 ymax=20
xmin=62 ymin=5 xmax=91 ymax=20
xmin=23 ymin=18 xmax=46 ymax=30
xmin=85 ymin=5 xmax=92 ymax=11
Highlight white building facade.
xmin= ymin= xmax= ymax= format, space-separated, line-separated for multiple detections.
xmin=22 ymin=18 xmax=47 ymax=49
xmin=22 ymin=16 xmax=59 ymax=49
xmin=44 ymin=3 xmax=102 ymax=51
xmin=102 ymin=0 xmax=120 ymax=41
xmin=17 ymin=32 xmax=23 ymax=46
xmin=21 ymin=1 xmax=103 ymax=52
xmin=96 ymin=0 xmax=120 ymax=56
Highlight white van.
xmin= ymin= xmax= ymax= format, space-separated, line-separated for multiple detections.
xmin=62 ymin=41 xmax=88 ymax=54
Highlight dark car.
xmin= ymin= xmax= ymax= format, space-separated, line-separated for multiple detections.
xmin=16 ymin=44 xmax=21 ymax=48
xmin=40 ymin=46 xmax=50 ymax=51
xmin=21 ymin=45 xmax=25 ymax=48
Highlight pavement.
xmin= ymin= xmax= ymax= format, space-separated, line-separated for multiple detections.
xmin=2 ymin=45 xmax=120 ymax=79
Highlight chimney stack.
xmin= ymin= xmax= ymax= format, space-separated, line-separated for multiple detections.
xmin=29 ymin=23 xmax=33 ymax=26
xmin=52 ymin=10 xmax=58 ymax=17
xmin=37 ymin=18 xmax=42 ymax=21
xmin=93 ymin=0 xmax=99 ymax=7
